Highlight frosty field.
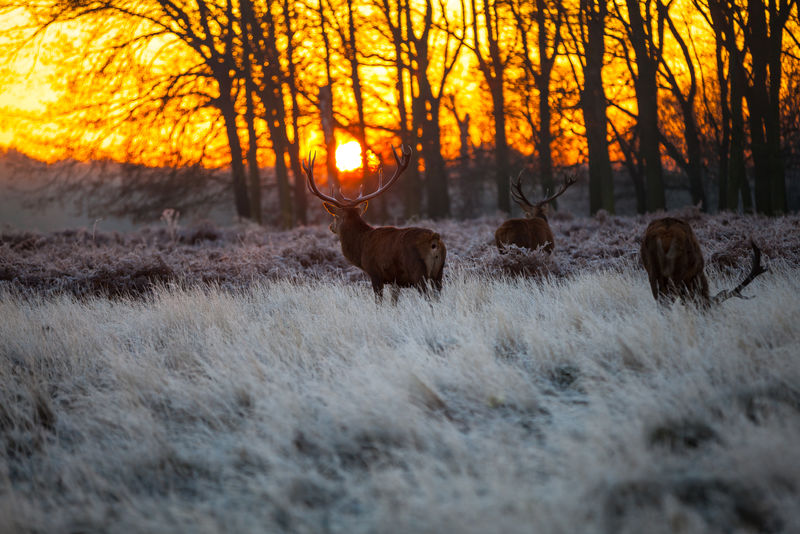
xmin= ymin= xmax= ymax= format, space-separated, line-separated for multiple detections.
xmin=2 ymin=212 xmax=800 ymax=533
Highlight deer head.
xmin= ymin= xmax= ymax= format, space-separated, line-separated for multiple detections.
xmin=640 ymin=217 xmax=767 ymax=307
xmin=511 ymin=171 xmax=577 ymax=220
xmin=303 ymin=145 xmax=412 ymax=236
xmin=303 ymin=145 xmax=445 ymax=301
xmin=495 ymin=171 xmax=577 ymax=254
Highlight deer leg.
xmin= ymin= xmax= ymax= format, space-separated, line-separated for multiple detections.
xmin=432 ymin=276 xmax=443 ymax=293
xmin=371 ymin=279 xmax=384 ymax=303
xmin=689 ymin=276 xmax=711 ymax=309
xmin=648 ymin=274 xmax=660 ymax=300
xmin=428 ymin=279 xmax=443 ymax=302
xmin=656 ymin=277 xmax=678 ymax=305
xmin=390 ymin=285 xmax=401 ymax=304
xmin=699 ymin=273 xmax=710 ymax=304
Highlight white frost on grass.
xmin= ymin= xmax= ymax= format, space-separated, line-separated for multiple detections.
xmin=1 ymin=266 xmax=799 ymax=533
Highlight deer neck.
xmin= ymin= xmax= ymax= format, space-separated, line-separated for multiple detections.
xmin=338 ymin=215 xmax=373 ymax=268
xmin=528 ymin=210 xmax=547 ymax=222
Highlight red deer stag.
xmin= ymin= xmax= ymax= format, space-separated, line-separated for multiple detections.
xmin=303 ymin=145 xmax=446 ymax=301
xmin=640 ymin=217 xmax=767 ymax=306
xmin=495 ymin=171 xmax=577 ymax=253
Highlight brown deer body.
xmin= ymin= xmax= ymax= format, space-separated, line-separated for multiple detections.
xmin=495 ymin=218 xmax=556 ymax=254
xmin=304 ymin=146 xmax=446 ymax=300
xmin=640 ymin=217 xmax=767 ymax=306
xmin=495 ymin=171 xmax=576 ymax=253
xmin=640 ymin=217 xmax=709 ymax=303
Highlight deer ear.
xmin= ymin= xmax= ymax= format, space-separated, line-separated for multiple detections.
xmin=359 ymin=202 xmax=368 ymax=215
xmin=322 ymin=202 xmax=339 ymax=216
xmin=540 ymin=203 xmax=550 ymax=216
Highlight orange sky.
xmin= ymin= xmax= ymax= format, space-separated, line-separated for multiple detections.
xmin=0 ymin=10 xmax=61 ymax=152
xmin=2 ymin=1 xmax=798 ymax=173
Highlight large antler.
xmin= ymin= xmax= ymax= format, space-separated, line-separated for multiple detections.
xmin=534 ymin=173 xmax=578 ymax=208
xmin=510 ymin=170 xmax=535 ymax=208
xmin=712 ymin=240 xmax=768 ymax=304
xmin=510 ymin=171 xmax=578 ymax=209
xmin=303 ymin=145 xmax=412 ymax=208
xmin=303 ymin=151 xmax=340 ymax=205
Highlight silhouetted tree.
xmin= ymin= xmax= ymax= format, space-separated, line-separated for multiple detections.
xmin=571 ymin=0 xmax=615 ymax=214
xmin=510 ymin=0 xmax=564 ymax=204
xmin=743 ymin=0 xmax=795 ymax=214
xmin=657 ymin=0 xmax=707 ymax=211
xmin=615 ymin=0 xmax=666 ymax=212
xmin=468 ymin=0 xmax=513 ymax=213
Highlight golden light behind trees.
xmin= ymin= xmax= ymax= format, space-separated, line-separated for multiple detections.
xmin=335 ymin=140 xmax=362 ymax=172
xmin=0 ymin=0 xmax=798 ymax=224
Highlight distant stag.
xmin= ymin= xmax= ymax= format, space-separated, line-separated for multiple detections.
xmin=495 ymin=171 xmax=577 ymax=253
xmin=303 ymin=145 xmax=446 ymax=301
xmin=640 ymin=217 xmax=767 ymax=306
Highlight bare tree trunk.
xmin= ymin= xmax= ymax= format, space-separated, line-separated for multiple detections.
xmin=492 ymin=84 xmax=510 ymax=213
xmin=345 ymin=0 xmax=369 ymax=181
xmin=414 ymin=28 xmax=450 ymax=218
xmin=580 ymin=0 xmax=615 ymax=215
xmin=660 ymin=7 xmax=706 ymax=210
xmin=241 ymin=0 xmax=292 ymax=226
xmin=420 ymin=94 xmax=450 ymax=218
xmin=766 ymin=1 xmax=788 ymax=214
xmin=744 ymin=0 xmax=791 ymax=215
xmin=244 ymin=84 xmax=262 ymax=224
xmin=240 ymin=21 xmax=262 ymax=224
xmin=747 ymin=6 xmax=772 ymax=215
xmin=730 ymin=62 xmax=749 ymax=211
xmin=625 ymin=0 xmax=665 ymax=212
xmin=470 ymin=0 xmax=510 ymax=213
xmin=282 ymin=0 xmax=306 ymax=225
xmin=711 ymin=16 xmax=730 ymax=211
xmin=319 ymin=84 xmax=340 ymax=189
xmin=385 ymin=0 xmax=421 ymax=219
xmin=318 ymin=0 xmax=341 ymax=194
xmin=533 ymin=0 xmax=559 ymax=201
xmin=610 ymin=120 xmax=645 ymax=213
xmin=216 ymin=79 xmax=251 ymax=220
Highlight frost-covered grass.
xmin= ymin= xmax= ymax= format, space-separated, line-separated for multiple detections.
xmin=3 ymin=210 xmax=800 ymax=297
xmin=2 ymin=262 xmax=799 ymax=533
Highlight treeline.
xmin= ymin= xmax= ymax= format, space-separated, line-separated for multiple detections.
xmin=1 ymin=0 xmax=798 ymax=225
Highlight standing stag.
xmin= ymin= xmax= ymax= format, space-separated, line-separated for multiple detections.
xmin=495 ymin=171 xmax=577 ymax=253
xmin=303 ymin=145 xmax=446 ymax=301
xmin=640 ymin=217 xmax=767 ymax=306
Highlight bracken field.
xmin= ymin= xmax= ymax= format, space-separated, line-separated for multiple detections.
xmin=2 ymin=209 xmax=800 ymax=533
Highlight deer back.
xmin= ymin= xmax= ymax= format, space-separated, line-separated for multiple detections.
xmin=361 ymin=227 xmax=446 ymax=286
xmin=495 ymin=218 xmax=555 ymax=253
xmin=640 ymin=217 xmax=709 ymax=303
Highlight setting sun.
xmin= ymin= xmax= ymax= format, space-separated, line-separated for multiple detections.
xmin=335 ymin=141 xmax=362 ymax=172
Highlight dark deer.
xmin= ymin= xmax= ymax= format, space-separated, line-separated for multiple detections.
xmin=303 ymin=145 xmax=446 ymax=301
xmin=495 ymin=171 xmax=577 ymax=253
xmin=640 ymin=217 xmax=767 ymax=306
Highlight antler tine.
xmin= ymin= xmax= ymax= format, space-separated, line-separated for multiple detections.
xmin=712 ymin=239 xmax=768 ymax=304
xmin=510 ymin=170 xmax=534 ymax=208
xmin=301 ymin=151 xmax=315 ymax=187
xmin=321 ymin=144 xmax=412 ymax=207
xmin=535 ymin=172 xmax=578 ymax=207
xmin=344 ymin=144 xmax=412 ymax=205
xmin=393 ymin=143 xmax=412 ymax=166
xmin=303 ymin=151 xmax=342 ymax=206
